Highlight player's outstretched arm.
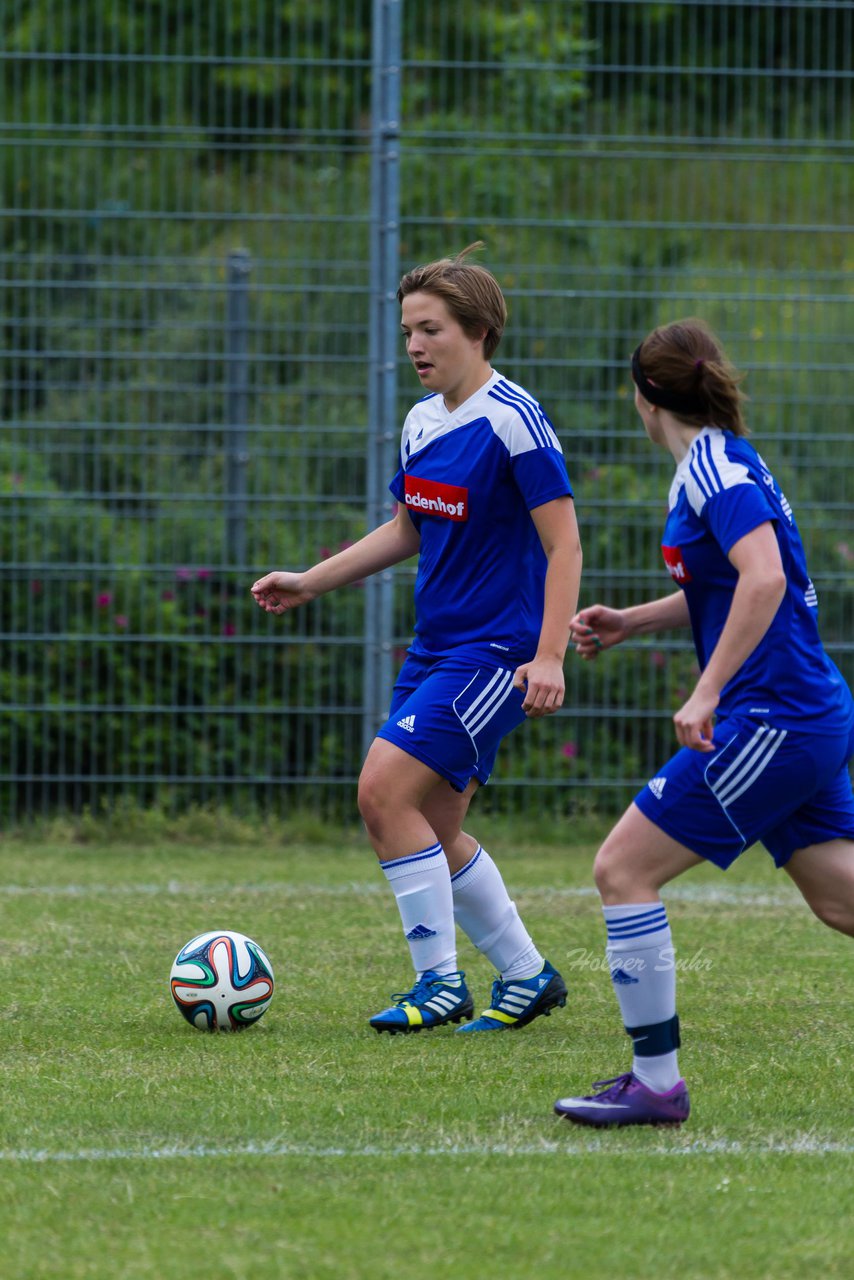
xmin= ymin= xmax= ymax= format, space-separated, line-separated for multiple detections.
xmin=251 ymin=505 xmax=420 ymax=615
xmin=570 ymin=592 xmax=691 ymax=660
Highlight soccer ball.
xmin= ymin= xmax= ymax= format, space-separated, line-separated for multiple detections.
xmin=170 ymin=930 xmax=275 ymax=1031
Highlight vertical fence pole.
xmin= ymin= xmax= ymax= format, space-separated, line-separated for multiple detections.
xmin=225 ymin=248 xmax=251 ymax=570
xmin=363 ymin=0 xmax=402 ymax=761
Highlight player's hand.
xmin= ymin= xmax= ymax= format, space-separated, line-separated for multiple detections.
xmin=513 ymin=655 xmax=565 ymax=719
xmin=568 ymin=605 xmax=628 ymax=660
xmin=250 ymin=571 xmax=316 ymax=615
xmin=673 ymin=686 xmax=719 ymax=752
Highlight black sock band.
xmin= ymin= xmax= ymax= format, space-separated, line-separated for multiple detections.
xmin=626 ymin=1013 xmax=681 ymax=1056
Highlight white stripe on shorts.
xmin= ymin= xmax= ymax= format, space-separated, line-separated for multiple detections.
xmin=711 ymin=724 xmax=788 ymax=809
xmin=457 ymin=668 xmax=516 ymax=740
xmin=457 ymin=668 xmax=506 ymax=730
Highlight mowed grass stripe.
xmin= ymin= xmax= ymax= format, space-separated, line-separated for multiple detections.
xmin=0 ymin=880 xmax=803 ymax=907
xmin=2 ymin=1136 xmax=853 ymax=1163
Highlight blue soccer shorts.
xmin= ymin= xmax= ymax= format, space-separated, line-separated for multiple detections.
xmin=375 ymin=651 xmax=528 ymax=792
xmin=634 ymin=714 xmax=854 ymax=869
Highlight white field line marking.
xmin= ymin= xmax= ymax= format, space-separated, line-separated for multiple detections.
xmin=0 ymin=882 xmax=802 ymax=908
xmin=1 ymin=1136 xmax=851 ymax=1164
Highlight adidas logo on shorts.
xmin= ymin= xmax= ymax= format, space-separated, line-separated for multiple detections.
xmin=648 ymin=776 xmax=667 ymax=799
xmin=397 ymin=714 xmax=416 ymax=733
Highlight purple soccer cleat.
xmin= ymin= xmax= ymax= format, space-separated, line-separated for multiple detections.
xmin=554 ymin=1072 xmax=690 ymax=1127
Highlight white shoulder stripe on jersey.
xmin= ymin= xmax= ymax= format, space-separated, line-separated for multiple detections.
xmin=488 ymin=380 xmax=561 ymax=452
xmin=685 ymin=431 xmax=752 ymax=514
xmin=488 ymin=386 xmax=550 ymax=449
xmin=690 ymin=442 xmax=719 ymax=499
xmin=688 ymin=458 xmax=713 ymax=502
xmin=496 ymin=380 xmax=562 ymax=451
xmin=692 ymin=435 xmax=721 ymax=497
xmin=513 ymin=383 xmax=561 ymax=451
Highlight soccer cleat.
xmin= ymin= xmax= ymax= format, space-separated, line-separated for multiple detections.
xmin=369 ymin=970 xmax=474 ymax=1034
xmin=554 ymin=1072 xmax=690 ymax=1127
xmin=455 ymin=959 xmax=567 ymax=1033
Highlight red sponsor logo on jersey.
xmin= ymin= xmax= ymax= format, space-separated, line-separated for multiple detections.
xmin=404 ymin=474 xmax=468 ymax=521
xmin=661 ymin=545 xmax=692 ymax=583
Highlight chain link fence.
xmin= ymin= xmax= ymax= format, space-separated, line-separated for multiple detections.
xmin=1 ymin=1 xmax=852 ymax=823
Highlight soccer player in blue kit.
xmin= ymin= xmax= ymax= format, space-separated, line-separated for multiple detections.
xmin=252 ymin=245 xmax=583 ymax=1034
xmin=554 ymin=318 xmax=854 ymax=1126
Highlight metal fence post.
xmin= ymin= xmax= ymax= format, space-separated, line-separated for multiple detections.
xmin=363 ymin=0 xmax=402 ymax=761
xmin=225 ymin=248 xmax=251 ymax=570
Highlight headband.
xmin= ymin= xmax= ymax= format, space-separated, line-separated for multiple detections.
xmin=631 ymin=345 xmax=707 ymax=415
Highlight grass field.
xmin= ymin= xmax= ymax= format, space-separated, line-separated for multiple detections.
xmin=1 ymin=816 xmax=852 ymax=1280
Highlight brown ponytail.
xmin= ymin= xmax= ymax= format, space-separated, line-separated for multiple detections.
xmin=636 ymin=318 xmax=749 ymax=436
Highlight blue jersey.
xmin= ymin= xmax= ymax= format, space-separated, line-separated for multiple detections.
xmin=662 ymin=427 xmax=853 ymax=733
xmin=389 ymin=370 xmax=573 ymax=664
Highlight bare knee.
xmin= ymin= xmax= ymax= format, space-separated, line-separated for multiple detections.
xmin=593 ymin=840 xmax=654 ymax=904
xmin=357 ymin=769 xmax=393 ymax=840
xmin=805 ymin=896 xmax=854 ymax=937
xmin=590 ymin=803 xmax=704 ymax=904
xmin=785 ymin=840 xmax=854 ymax=938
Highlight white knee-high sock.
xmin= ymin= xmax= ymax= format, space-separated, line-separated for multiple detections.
xmin=451 ymin=845 xmax=542 ymax=979
xmin=603 ymin=902 xmax=681 ymax=1093
xmin=380 ymin=843 xmax=457 ymax=979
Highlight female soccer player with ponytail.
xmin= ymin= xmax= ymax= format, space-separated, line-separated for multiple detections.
xmin=555 ymin=318 xmax=854 ymax=1126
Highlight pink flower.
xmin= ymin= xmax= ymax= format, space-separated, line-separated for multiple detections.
xmin=222 ymin=622 xmax=236 ymax=636
xmin=339 ymin=540 xmax=354 ymax=552
xmin=561 ymin=741 xmax=579 ymax=759
xmin=650 ymin=650 xmax=667 ymax=669
xmin=161 ymin=589 xmax=175 ymax=601
xmin=175 ymin=567 xmax=193 ymax=582
xmin=319 ymin=547 xmax=332 ymax=560
xmin=97 ymin=592 xmax=113 ymax=608
xmin=114 ymin=615 xmax=129 ymax=629
xmin=196 ymin=567 xmax=212 ymax=580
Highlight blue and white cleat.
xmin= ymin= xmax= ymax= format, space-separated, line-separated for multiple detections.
xmin=554 ymin=1072 xmax=690 ymax=1127
xmin=369 ymin=970 xmax=474 ymax=1035
xmin=456 ymin=959 xmax=567 ymax=1033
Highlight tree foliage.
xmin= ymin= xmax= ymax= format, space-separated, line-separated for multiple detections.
xmin=2 ymin=2 xmax=851 ymax=815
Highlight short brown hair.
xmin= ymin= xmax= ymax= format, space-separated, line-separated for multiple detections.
xmin=637 ymin=318 xmax=749 ymax=436
xmin=397 ymin=242 xmax=507 ymax=360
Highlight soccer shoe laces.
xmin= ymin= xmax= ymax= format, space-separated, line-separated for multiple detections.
xmin=588 ymin=1074 xmax=635 ymax=1096
xmin=390 ymin=970 xmax=465 ymax=1005
xmin=488 ymin=977 xmax=505 ymax=1005
xmin=475 ymin=975 xmax=529 ymax=1019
